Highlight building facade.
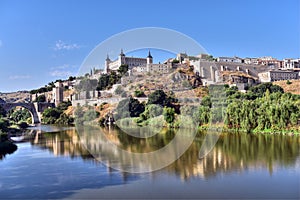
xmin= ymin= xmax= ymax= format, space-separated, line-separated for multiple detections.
xmin=269 ymin=70 xmax=299 ymax=81
xmin=283 ymin=58 xmax=300 ymax=69
xmin=217 ymin=56 xmax=242 ymax=63
xmin=105 ymin=49 xmax=153 ymax=73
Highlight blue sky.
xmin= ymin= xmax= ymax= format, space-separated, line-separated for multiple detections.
xmin=0 ymin=0 xmax=299 ymax=92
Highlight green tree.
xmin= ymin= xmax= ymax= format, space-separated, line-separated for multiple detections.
xmin=148 ymin=90 xmax=171 ymax=107
xmin=118 ymin=64 xmax=129 ymax=75
xmin=42 ymin=108 xmax=62 ymax=124
xmin=36 ymin=95 xmax=46 ymax=103
xmin=9 ymin=109 xmax=31 ymax=123
xmin=0 ymin=105 xmax=6 ymax=117
xmin=163 ymin=107 xmax=175 ymax=124
xmin=134 ymin=90 xmax=145 ymax=97
xmin=115 ymin=97 xmax=145 ymax=120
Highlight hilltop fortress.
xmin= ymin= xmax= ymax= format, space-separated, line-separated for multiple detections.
xmin=105 ymin=49 xmax=173 ymax=74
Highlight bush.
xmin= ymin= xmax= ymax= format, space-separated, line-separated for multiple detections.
xmin=148 ymin=90 xmax=170 ymax=107
xmin=42 ymin=108 xmax=62 ymax=124
xmin=163 ymin=107 xmax=175 ymax=124
xmin=36 ymin=95 xmax=46 ymax=103
xmin=134 ymin=90 xmax=145 ymax=97
xmin=115 ymin=97 xmax=145 ymax=120
xmin=55 ymin=113 xmax=74 ymax=125
xmin=83 ymin=109 xmax=100 ymax=122
xmin=0 ymin=119 xmax=9 ymax=132
xmin=18 ymin=122 xmax=28 ymax=129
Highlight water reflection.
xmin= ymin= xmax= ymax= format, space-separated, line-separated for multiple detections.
xmin=0 ymin=141 xmax=17 ymax=160
xmin=28 ymin=125 xmax=300 ymax=180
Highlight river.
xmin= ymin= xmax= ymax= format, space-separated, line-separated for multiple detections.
xmin=0 ymin=125 xmax=299 ymax=199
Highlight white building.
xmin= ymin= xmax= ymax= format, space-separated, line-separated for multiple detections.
xmin=244 ymin=57 xmax=259 ymax=65
xmin=283 ymin=58 xmax=300 ymax=69
xmin=105 ymin=49 xmax=153 ymax=73
xmin=217 ymin=56 xmax=242 ymax=63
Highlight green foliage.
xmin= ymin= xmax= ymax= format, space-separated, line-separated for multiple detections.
xmin=9 ymin=109 xmax=31 ymax=123
xmin=68 ymin=76 xmax=76 ymax=81
xmin=225 ymin=91 xmax=300 ymax=133
xmin=36 ymin=94 xmax=46 ymax=103
xmin=97 ymin=71 xmax=121 ymax=91
xmin=18 ymin=121 xmax=28 ymax=129
xmin=163 ymin=107 xmax=175 ymax=124
xmin=57 ymin=101 xmax=72 ymax=111
xmin=172 ymin=59 xmax=180 ymax=63
xmin=30 ymin=82 xmax=54 ymax=94
xmin=83 ymin=109 xmax=100 ymax=122
xmin=0 ymin=118 xmax=10 ymax=132
xmin=134 ymin=90 xmax=145 ymax=97
xmin=118 ymin=64 xmax=129 ymax=75
xmin=74 ymin=106 xmax=84 ymax=125
xmin=198 ymin=106 xmax=211 ymax=125
xmin=55 ymin=113 xmax=74 ymax=125
xmin=286 ymin=80 xmax=292 ymax=85
xmin=42 ymin=102 xmax=73 ymax=125
xmin=148 ymin=90 xmax=172 ymax=107
xmin=249 ymin=82 xmax=284 ymax=98
xmin=0 ymin=105 xmax=6 ymax=117
xmin=42 ymin=108 xmax=62 ymax=124
xmin=115 ymin=97 xmax=145 ymax=120
xmin=136 ymin=104 xmax=163 ymax=124
xmin=201 ymin=96 xmax=212 ymax=108
xmin=0 ymin=140 xmax=17 ymax=157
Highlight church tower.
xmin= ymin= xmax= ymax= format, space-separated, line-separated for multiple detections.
xmin=146 ymin=50 xmax=153 ymax=72
xmin=147 ymin=50 xmax=153 ymax=64
xmin=118 ymin=49 xmax=126 ymax=66
xmin=105 ymin=54 xmax=111 ymax=73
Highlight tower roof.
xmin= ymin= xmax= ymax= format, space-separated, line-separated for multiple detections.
xmin=120 ymin=49 xmax=125 ymax=56
xmin=147 ymin=50 xmax=153 ymax=58
xmin=106 ymin=54 xmax=110 ymax=61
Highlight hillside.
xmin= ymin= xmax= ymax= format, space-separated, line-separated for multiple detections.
xmin=273 ymin=80 xmax=300 ymax=95
xmin=0 ymin=91 xmax=31 ymax=103
xmin=121 ymin=66 xmax=206 ymax=98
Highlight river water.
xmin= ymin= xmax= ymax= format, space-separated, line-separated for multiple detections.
xmin=0 ymin=125 xmax=299 ymax=199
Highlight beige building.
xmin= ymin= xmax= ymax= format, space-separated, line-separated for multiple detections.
xmin=105 ymin=49 xmax=153 ymax=73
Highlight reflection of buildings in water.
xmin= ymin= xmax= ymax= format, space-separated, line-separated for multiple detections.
xmin=32 ymin=128 xmax=92 ymax=159
xmin=32 ymin=126 xmax=300 ymax=181
xmin=192 ymin=147 xmax=244 ymax=179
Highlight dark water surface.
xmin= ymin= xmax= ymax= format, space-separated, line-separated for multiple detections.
xmin=0 ymin=125 xmax=299 ymax=199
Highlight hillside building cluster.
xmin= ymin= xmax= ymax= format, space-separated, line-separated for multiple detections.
xmin=31 ymin=48 xmax=300 ymax=104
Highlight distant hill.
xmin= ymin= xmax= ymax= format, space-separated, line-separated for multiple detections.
xmin=0 ymin=91 xmax=31 ymax=103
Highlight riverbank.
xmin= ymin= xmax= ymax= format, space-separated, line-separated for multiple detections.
xmin=198 ymin=124 xmax=300 ymax=135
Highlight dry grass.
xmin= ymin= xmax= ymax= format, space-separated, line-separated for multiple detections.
xmin=273 ymin=80 xmax=300 ymax=95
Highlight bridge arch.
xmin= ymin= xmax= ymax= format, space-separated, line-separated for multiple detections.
xmin=0 ymin=103 xmax=40 ymax=124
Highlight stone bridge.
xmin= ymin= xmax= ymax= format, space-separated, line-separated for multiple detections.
xmin=0 ymin=102 xmax=55 ymax=124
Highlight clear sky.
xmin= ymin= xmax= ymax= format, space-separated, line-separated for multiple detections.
xmin=0 ymin=0 xmax=299 ymax=92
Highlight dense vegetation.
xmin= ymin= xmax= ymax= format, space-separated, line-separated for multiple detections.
xmin=42 ymin=101 xmax=74 ymax=125
xmin=209 ymin=83 xmax=300 ymax=133
xmin=96 ymin=65 xmax=128 ymax=91
xmin=73 ymin=105 xmax=100 ymax=125
xmin=110 ymin=83 xmax=300 ymax=134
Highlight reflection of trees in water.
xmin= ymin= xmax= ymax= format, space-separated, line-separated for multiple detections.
xmin=218 ymin=133 xmax=300 ymax=174
xmin=0 ymin=141 xmax=17 ymax=160
xmin=166 ymin=132 xmax=300 ymax=180
xmin=29 ymin=126 xmax=300 ymax=180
